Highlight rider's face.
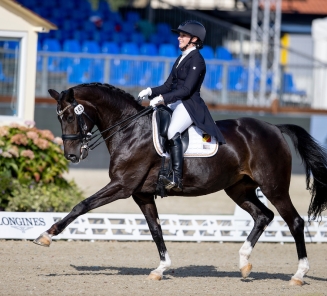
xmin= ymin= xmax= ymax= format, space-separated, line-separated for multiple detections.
xmin=178 ymin=32 xmax=192 ymax=50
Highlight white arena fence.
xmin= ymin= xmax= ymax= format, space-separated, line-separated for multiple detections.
xmin=1 ymin=189 xmax=326 ymax=243
xmin=0 ymin=212 xmax=326 ymax=243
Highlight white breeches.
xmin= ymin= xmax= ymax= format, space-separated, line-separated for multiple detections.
xmin=167 ymin=100 xmax=193 ymax=139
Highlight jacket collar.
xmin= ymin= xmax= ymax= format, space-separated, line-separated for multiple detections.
xmin=175 ymin=49 xmax=198 ymax=70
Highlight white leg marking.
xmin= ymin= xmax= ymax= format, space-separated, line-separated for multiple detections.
xmin=292 ymin=258 xmax=309 ymax=282
xmin=239 ymin=240 xmax=253 ymax=269
xmin=150 ymin=252 xmax=171 ymax=278
xmin=44 ymin=231 xmax=53 ymax=238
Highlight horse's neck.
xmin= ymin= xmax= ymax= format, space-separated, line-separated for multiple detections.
xmin=89 ymin=91 xmax=142 ymax=130
xmin=87 ymin=91 xmax=144 ymax=153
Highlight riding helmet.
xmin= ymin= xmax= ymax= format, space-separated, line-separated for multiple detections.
xmin=171 ymin=20 xmax=206 ymax=43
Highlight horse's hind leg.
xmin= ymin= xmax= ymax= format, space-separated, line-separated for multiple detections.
xmin=266 ymin=191 xmax=309 ymax=286
xmin=132 ymin=193 xmax=171 ymax=280
xmin=225 ymin=177 xmax=274 ymax=278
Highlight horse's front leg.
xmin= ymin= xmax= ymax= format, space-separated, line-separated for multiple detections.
xmin=34 ymin=180 xmax=129 ymax=247
xmin=132 ymin=193 xmax=171 ymax=280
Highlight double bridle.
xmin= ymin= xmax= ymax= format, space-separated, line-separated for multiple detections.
xmin=57 ymin=90 xmax=153 ymax=154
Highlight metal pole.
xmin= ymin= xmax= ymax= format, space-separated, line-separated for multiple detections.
xmin=259 ymin=0 xmax=270 ymax=106
xmin=247 ymin=0 xmax=258 ymax=106
xmin=271 ymin=0 xmax=282 ymax=103
xmin=41 ymin=54 xmax=48 ymax=97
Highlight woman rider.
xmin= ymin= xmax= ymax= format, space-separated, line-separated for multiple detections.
xmin=138 ymin=20 xmax=226 ymax=192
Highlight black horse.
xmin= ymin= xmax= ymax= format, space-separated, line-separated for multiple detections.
xmin=34 ymin=83 xmax=327 ymax=286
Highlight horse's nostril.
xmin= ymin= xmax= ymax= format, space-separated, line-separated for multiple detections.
xmin=67 ymin=154 xmax=77 ymax=161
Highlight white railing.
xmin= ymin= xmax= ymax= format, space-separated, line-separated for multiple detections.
xmin=1 ymin=211 xmax=326 ymax=243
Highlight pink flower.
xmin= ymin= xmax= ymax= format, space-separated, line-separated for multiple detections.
xmin=0 ymin=126 xmax=9 ymax=137
xmin=18 ymin=126 xmax=28 ymax=132
xmin=21 ymin=149 xmax=35 ymax=160
xmin=39 ymin=129 xmax=54 ymax=141
xmin=33 ymin=138 xmax=49 ymax=150
xmin=1 ymin=151 xmax=12 ymax=158
xmin=9 ymin=122 xmax=20 ymax=128
xmin=24 ymin=120 xmax=35 ymax=128
xmin=8 ymin=146 xmax=19 ymax=157
xmin=26 ymin=131 xmax=39 ymax=140
xmin=54 ymin=137 xmax=63 ymax=146
xmin=10 ymin=134 xmax=28 ymax=146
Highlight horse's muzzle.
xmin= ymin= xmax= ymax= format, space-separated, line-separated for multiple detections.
xmin=66 ymin=154 xmax=80 ymax=163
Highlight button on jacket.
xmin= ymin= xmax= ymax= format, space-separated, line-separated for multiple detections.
xmin=149 ymin=49 xmax=226 ymax=145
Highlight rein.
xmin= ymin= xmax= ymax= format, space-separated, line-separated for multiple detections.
xmin=57 ymin=89 xmax=153 ymax=152
xmin=88 ymin=106 xmax=153 ymax=150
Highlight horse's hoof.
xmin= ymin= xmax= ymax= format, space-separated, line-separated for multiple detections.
xmin=147 ymin=272 xmax=162 ymax=281
xmin=240 ymin=263 xmax=252 ymax=278
xmin=289 ymin=277 xmax=303 ymax=286
xmin=33 ymin=232 xmax=52 ymax=247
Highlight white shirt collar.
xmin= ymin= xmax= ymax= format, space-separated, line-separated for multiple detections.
xmin=182 ymin=46 xmax=196 ymax=56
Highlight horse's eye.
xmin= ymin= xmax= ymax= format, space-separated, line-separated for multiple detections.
xmin=67 ymin=114 xmax=74 ymax=123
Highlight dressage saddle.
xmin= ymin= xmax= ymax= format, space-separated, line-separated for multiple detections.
xmin=155 ymin=105 xmax=189 ymax=153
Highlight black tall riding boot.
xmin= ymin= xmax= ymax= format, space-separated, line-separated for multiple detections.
xmin=161 ymin=132 xmax=183 ymax=192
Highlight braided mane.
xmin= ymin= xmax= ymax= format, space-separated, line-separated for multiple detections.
xmin=72 ymin=82 xmax=142 ymax=107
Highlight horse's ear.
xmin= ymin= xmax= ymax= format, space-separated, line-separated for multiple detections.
xmin=66 ymin=88 xmax=75 ymax=103
xmin=48 ymin=89 xmax=60 ymax=102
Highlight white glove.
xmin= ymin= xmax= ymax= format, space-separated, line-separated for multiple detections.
xmin=138 ymin=87 xmax=152 ymax=100
xmin=150 ymin=95 xmax=163 ymax=107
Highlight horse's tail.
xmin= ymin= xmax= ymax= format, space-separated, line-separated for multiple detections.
xmin=277 ymin=124 xmax=327 ymax=220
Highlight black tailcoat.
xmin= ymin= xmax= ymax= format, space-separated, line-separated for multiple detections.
xmin=149 ymin=49 xmax=226 ymax=145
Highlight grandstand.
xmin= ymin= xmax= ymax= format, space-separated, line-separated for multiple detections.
xmin=0 ymin=0 xmax=325 ymax=110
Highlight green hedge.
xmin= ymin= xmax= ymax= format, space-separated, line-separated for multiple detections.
xmin=0 ymin=122 xmax=85 ymax=212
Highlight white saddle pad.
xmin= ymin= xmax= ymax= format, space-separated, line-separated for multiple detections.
xmin=152 ymin=111 xmax=219 ymax=158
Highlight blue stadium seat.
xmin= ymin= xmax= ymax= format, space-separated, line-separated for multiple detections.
xmin=82 ymin=40 xmax=100 ymax=53
xmin=227 ymin=65 xmax=244 ymax=91
xmin=149 ymin=33 xmax=161 ymax=46
xmin=216 ymin=46 xmax=232 ymax=60
xmin=91 ymin=59 xmax=104 ymax=82
xmin=67 ymin=63 xmax=91 ymax=84
xmin=139 ymin=43 xmax=157 ymax=56
xmin=169 ymin=33 xmax=179 ymax=46
xmin=83 ymin=21 xmax=97 ymax=33
xmin=98 ymin=0 xmax=111 ymax=13
xmin=72 ymin=30 xmax=87 ymax=43
xmin=109 ymin=58 xmax=135 ymax=86
xmin=201 ymin=45 xmax=214 ymax=59
xmin=121 ymin=22 xmax=136 ymax=35
xmin=42 ymin=38 xmax=61 ymax=52
xmin=138 ymin=61 xmax=164 ymax=87
xmin=203 ymin=64 xmax=223 ymax=90
xmin=156 ymin=23 xmax=171 ymax=35
xmin=63 ymin=39 xmax=81 ymax=52
xmin=158 ymin=43 xmax=176 ymax=57
xmin=40 ymin=39 xmax=62 ymax=72
xmin=112 ymin=32 xmax=128 ymax=45
xmin=120 ymin=42 xmax=139 ymax=55
xmin=129 ymin=32 xmax=145 ymax=45
xmin=126 ymin=11 xmax=140 ymax=23
xmin=282 ymin=73 xmax=306 ymax=96
xmin=62 ymin=20 xmax=79 ymax=31
xmin=102 ymin=41 xmax=120 ymax=54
